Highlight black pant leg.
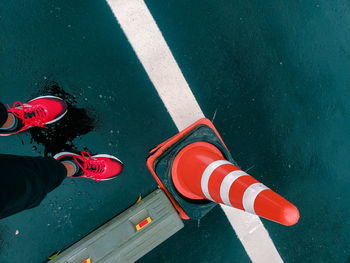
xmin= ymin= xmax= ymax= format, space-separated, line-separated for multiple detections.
xmin=0 ymin=154 xmax=67 ymax=219
xmin=0 ymin=102 xmax=8 ymax=127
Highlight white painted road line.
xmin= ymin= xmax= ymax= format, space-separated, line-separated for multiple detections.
xmin=106 ymin=0 xmax=283 ymax=262
xmin=220 ymin=206 xmax=283 ymax=262
xmin=106 ymin=0 xmax=202 ymax=131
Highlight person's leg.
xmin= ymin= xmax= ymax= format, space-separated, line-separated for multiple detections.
xmin=0 ymin=102 xmax=9 ymax=128
xmin=0 ymin=154 xmax=67 ymax=219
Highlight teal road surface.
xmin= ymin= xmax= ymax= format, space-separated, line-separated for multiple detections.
xmin=1 ymin=0 xmax=350 ymax=262
xmin=143 ymin=0 xmax=350 ymax=262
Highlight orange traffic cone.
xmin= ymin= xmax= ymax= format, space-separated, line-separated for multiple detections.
xmin=171 ymin=141 xmax=299 ymax=226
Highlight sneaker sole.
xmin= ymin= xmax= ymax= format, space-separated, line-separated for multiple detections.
xmin=53 ymin=151 xmax=80 ymax=160
xmin=0 ymin=133 xmax=13 ymax=137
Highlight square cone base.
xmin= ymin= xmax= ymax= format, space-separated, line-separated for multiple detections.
xmin=147 ymin=118 xmax=239 ymax=220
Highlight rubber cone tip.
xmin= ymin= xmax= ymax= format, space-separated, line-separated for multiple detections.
xmin=280 ymin=204 xmax=300 ymax=226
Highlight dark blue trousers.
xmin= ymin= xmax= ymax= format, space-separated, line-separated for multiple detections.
xmin=0 ymin=102 xmax=66 ymax=219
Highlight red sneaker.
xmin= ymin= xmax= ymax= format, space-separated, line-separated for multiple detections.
xmin=54 ymin=151 xmax=123 ymax=181
xmin=0 ymin=95 xmax=68 ymax=136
